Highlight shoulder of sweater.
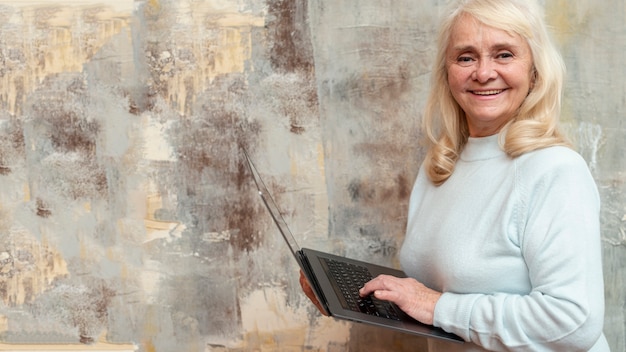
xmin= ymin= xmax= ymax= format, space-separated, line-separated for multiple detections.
xmin=514 ymin=146 xmax=598 ymax=197
xmin=515 ymin=145 xmax=590 ymax=173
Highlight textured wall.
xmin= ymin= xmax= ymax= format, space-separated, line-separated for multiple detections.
xmin=0 ymin=0 xmax=623 ymax=351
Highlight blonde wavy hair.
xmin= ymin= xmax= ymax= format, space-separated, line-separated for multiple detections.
xmin=422 ymin=0 xmax=570 ymax=185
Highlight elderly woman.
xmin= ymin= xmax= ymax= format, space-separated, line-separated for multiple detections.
xmin=303 ymin=0 xmax=610 ymax=351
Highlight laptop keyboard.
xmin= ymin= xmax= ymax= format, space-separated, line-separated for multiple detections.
xmin=322 ymin=258 xmax=400 ymax=320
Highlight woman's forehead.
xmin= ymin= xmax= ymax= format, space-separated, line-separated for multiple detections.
xmin=447 ymin=14 xmax=528 ymax=52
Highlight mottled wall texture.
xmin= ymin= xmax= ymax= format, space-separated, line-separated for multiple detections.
xmin=0 ymin=0 xmax=623 ymax=351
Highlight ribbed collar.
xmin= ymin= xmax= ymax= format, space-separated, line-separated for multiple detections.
xmin=459 ymin=133 xmax=506 ymax=161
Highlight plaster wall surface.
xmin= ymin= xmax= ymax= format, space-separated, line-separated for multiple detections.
xmin=0 ymin=0 xmax=623 ymax=351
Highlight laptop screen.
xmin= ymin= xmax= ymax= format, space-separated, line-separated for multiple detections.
xmin=243 ymin=149 xmax=302 ymax=256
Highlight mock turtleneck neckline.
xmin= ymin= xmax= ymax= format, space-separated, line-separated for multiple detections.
xmin=460 ymin=133 xmax=505 ymax=161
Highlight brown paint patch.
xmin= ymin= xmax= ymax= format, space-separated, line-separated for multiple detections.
xmin=37 ymin=155 xmax=108 ymax=200
xmin=364 ymin=236 xmax=398 ymax=258
xmin=226 ymin=195 xmax=260 ymax=253
xmin=74 ymin=285 xmax=115 ymax=344
xmin=352 ymin=141 xmax=419 ymax=202
xmin=82 ymin=284 xmax=115 ymax=344
xmin=71 ymin=159 xmax=108 ymax=200
xmin=30 ymin=281 xmax=116 ymax=344
xmin=36 ymin=198 xmax=52 ymax=218
xmin=49 ymin=111 xmax=100 ymax=154
xmin=347 ymin=174 xmax=410 ymax=204
xmin=396 ymin=173 xmax=410 ymax=200
xmin=170 ymin=93 xmax=264 ymax=253
xmin=0 ymin=118 xmax=25 ymax=175
xmin=26 ymin=75 xmax=109 ymax=200
xmin=29 ymin=76 xmax=100 ymax=155
xmin=143 ymin=42 xmax=173 ymax=104
xmin=22 ymin=278 xmax=33 ymax=306
xmin=127 ymin=89 xmax=156 ymax=116
xmin=0 ymin=281 xmax=7 ymax=305
xmin=267 ymin=0 xmax=315 ymax=74
xmin=0 ymin=251 xmax=14 ymax=280
xmin=348 ymin=179 xmax=370 ymax=203
xmin=331 ymin=62 xmax=412 ymax=107
xmin=290 ymin=117 xmax=306 ymax=134
xmin=266 ymin=72 xmax=319 ymax=136
xmin=173 ymin=113 xmax=260 ymax=176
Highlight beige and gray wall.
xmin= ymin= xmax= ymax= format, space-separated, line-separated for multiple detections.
xmin=0 ymin=0 xmax=623 ymax=351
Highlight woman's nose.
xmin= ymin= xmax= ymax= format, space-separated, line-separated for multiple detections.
xmin=473 ymin=59 xmax=497 ymax=82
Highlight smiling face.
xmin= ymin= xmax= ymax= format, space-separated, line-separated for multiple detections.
xmin=446 ymin=14 xmax=535 ymax=137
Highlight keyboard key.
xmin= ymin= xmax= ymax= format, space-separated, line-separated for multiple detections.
xmin=322 ymin=258 xmax=400 ymax=321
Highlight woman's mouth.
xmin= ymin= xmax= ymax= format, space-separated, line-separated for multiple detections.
xmin=472 ymin=89 xmax=504 ymax=96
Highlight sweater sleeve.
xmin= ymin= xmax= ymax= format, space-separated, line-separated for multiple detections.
xmin=432 ymin=149 xmax=606 ymax=351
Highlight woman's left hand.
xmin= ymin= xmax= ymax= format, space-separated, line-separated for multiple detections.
xmin=359 ymin=275 xmax=442 ymax=325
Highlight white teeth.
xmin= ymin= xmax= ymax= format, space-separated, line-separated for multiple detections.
xmin=473 ymin=90 xmax=503 ymax=95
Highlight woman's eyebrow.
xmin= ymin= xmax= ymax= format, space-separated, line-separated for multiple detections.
xmin=450 ymin=42 xmax=521 ymax=53
xmin=450 ymin=44 xmax=475 ymax=53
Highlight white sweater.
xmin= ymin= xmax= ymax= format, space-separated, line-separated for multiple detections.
xmin=399 ymin=134 xmax=609 ymax=352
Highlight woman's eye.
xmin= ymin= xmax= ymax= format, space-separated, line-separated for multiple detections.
xmin=497 ymin=52 xmax=514 ymax=59
xmin=457 ymin=56 xmax=474 ymax=65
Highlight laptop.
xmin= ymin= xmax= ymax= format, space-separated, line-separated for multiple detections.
xmin=243 ymin=149 xmax=463 ymax=343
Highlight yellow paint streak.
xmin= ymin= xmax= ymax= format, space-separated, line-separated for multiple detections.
xmin=142 ymin=306 xmax=159 ymax=336
xmin=0 ymin=343 xmax=136 ymax=351
xmin=314 ymin=143 xmax=329 ymax=238
xmin=0 ymin=322 xmax=135 ymax=351
xmin=79 ymin=234 xmax=89 ymax=261
xmin=106 ymin=247 xmax=116 ymax=262
xmin=545 ymin=0 xmax=572 ymax=44
xmin=0 ymin=5 xmax=130 ymax=115
xmin=209 ymin=13 xmax=265 ymax=27
xmin=160 ymin=10 xmax=263 ymax=116
xmin=145 ymin=194 xmax=161 ymax=220
xmin=545 ymin=0 xmax=591 ymax=45
xmin=290 ymin=151 xmax=298 ymax=176
xmin=0 ymin=331 xmax=135 ymax=351
xmin=143 ymin=193 xmax=182 ymax=242
xmin=0 ymin=1 xmax=134 ymax=12
xmin=1 ymin=3 xmax=264 ymax=118
xmin=147 ymin=0 xmax=161 ymax=12
xmin=142 ymin=340 xmax=156 ymax=352
xmin=317 ymin=143 xmax=325 ymax=176
xmin=0 ymin=315 xmax=6 ymax=334
xmin=241 ymin=329 xmax=312 ymax=352
xmin=167 ymin=25 xmax=254 ymax=116
xmin=23 ymin=183 xmax=30 ymax=202
xmin=120 ymin=262 xmax=130 ymax=282
xmin=215 ymin=29 xmax=246 ymax=78
xmin=1 ymin=231 xmax=68 ymax=306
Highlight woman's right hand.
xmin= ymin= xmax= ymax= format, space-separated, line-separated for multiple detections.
xmin=299 ymin=270 xmax=329 ymax=316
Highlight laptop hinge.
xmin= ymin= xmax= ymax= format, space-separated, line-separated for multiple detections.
xmin=298 ymin=250 xmax=331 ymax=315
